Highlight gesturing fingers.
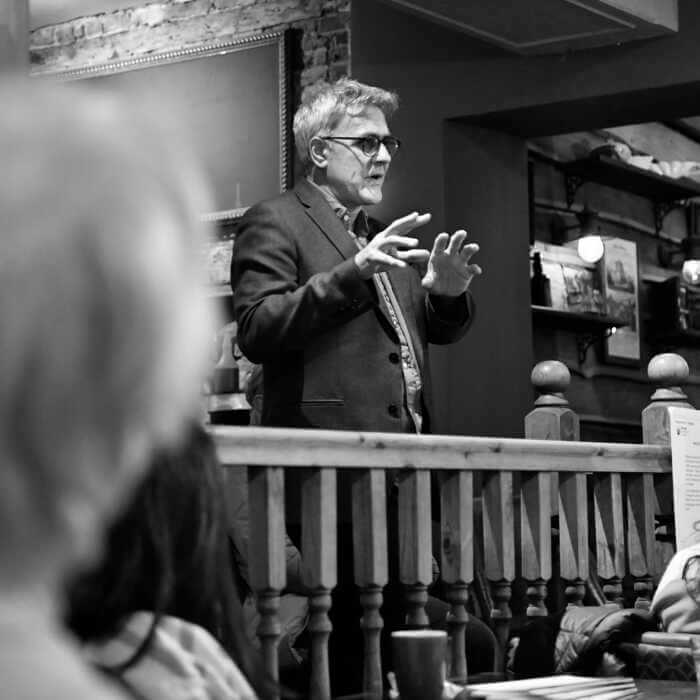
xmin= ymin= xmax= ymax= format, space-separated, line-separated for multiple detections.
xmin=459 ymin=242 xmax=480 ymax=262
xmin=384 ymin=211 xmax=432 ymax=237
xmin=445 ymin=230 xmax=467 ymax=255
xmin=431 ymin=232 xmax=450 ymax=255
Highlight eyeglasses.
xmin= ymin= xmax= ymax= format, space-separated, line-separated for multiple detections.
xmin=324 ymin=134 xmax=401 ymax=157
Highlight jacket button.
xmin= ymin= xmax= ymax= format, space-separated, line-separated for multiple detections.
xmin=389 ymin=352 xmax=400 ymax=364
xmin=387 ymin=403 xmax=399 ymax=418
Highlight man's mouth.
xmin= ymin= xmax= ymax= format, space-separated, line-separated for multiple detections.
xmin=368 ymin=173 xmax=385 ymax=181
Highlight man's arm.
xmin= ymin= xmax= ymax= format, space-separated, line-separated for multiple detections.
xmin=425 ymin=290 xmax=475 ymax=345
xmin=231 ymin=202 xmax=375 ymax=363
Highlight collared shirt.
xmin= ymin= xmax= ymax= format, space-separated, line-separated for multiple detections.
xmin=306 ymin=178 xmax=423 ymax=433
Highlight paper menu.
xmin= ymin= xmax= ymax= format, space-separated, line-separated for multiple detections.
xmin=668 ymin=407 xmax=700 ymax=550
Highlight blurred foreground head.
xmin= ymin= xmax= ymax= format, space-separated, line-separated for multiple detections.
xmin=0 ymin=76 xmax=218 ymax=589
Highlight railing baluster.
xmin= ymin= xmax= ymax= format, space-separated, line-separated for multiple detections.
xmin=352 ymin=469 xmax=388 ymax=700
xmin=520 ymin=471 xmax=551 ymax=616
xmin=440 ymin=471 xmax=474 ymax=684
xmin=302 ymin=468 xmax=337 ymax=700
xmin=593 ymin=473 xmax=625 ymax=606
xmin=248 ymin=466 xmax=286 ymax=696
xmin=483 ymin=470 xmax=514 ymax=662
xmin=626 ymin=472 xmax=656 ymax=609
xmin=397 ymin=469 xmax=432 ymax=628
xmin=558 ymin=472 xmax=588 ymax=606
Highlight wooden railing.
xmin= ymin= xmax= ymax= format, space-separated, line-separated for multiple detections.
xmin=211 ymin=353 xmax=691 ymax=700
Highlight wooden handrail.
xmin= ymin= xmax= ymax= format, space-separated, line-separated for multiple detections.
xmin=212 ymin=426 xmax=670 ymax=473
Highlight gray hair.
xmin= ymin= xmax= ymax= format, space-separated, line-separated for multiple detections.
xmin=0 ymin=76 xmax=218 ymax=584
xmin=293 ymin=77 xmax=399 ymax=171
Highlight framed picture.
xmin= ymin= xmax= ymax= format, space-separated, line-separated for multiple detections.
xmin=602 ymin=237 xmax=640 ymax=365
xmin=41 ymin=31 xmax=292 ymax=224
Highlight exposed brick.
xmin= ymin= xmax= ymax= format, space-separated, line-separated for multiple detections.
xmin=317 ymin=15 xmax=343 ymax=33
xmin=311 ymin=46 xmax=327 ymax=66
xmin=29 ymin=0 xmax=349 ymax=86
xmin=330 ymin=43 xmax=347 ymax=62
xmin=101 ymin=10 xmax=132 ymax=36
xmin=327 ymin=60 xmax=347 ymax=82
xmin=132 ymin=4 xmax=168 ymax=28
xmin=31 ymin=25 xmax=56 ymax=48
xmin=166 ymin=0 xmax=212 ymax=21
xmin=301 ymin=64 xmax=328 ymax=85
xmin=53 ymin=23 xmax=75 ymax=46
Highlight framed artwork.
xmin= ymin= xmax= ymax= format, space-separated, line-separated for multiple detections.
xmin=602 ymin=237 xmax=640 ymax=365
xmin=42 ymin=31 xmax=292 ymax=224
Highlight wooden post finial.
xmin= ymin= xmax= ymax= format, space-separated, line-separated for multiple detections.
xmin=531 ymin=360 xmax=571 ymax=405
xmin=643 ymin=352 xmax=692 ymax=446
xmin=525 ymin=360 xmax=579 ymax=441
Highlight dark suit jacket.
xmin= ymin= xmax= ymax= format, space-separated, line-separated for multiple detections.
xmin=231 ymin=179 xmax=474 ymax=432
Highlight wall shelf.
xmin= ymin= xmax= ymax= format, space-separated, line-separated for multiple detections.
xmin=532 ymin=305 xmax=626 ymax=363
xmin=561 ymin=155 xmax=700 ymax=233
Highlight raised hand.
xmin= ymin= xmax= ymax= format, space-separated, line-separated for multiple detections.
xmin=354 ymin=211 xmax=431 ymax=279
xmin=421 ymin=230 xmax=481 ymax=297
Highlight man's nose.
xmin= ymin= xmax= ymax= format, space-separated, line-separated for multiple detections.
xmin=373 ymin=141 xmax=392 ymax=163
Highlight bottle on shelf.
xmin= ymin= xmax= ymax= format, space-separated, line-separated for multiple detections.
xmin=211 ymin=322 xmax=239 ymax=395
xmin=531 ymin=251 xmax=552 ymax=307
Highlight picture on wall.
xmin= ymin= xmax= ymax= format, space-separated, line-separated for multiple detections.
xmin=47 ymin=31 xmax=292 ymax=224
xmin=602 ymin=237 xmax=640 ymax=364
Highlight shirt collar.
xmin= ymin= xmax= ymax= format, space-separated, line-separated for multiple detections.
xmin=306 ymin=177 xmax=364 ymax=232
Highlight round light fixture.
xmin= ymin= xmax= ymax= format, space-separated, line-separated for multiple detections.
xmin=577 ymin=234 xmax=605 ymax=264
xmin=682 ymin=259 xmax=700 ymax=285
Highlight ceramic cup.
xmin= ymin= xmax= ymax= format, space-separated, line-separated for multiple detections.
xmin=391 ymin=629 xmax=447 ymax=700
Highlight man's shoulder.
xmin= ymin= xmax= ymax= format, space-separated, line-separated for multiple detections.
xmin=241 ymin=187 xmax=302 ymax=220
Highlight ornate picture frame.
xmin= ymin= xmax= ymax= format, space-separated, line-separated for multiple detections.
xmin=40 ymin=31 xmax=292 ymax=224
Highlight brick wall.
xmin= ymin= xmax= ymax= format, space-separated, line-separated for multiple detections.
xmin=29 ymin=0 xmax=350 ymax=94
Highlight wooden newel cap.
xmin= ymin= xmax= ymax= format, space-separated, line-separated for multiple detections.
xmin=531 ymin=360 xmax=570 ymax=395
xmin=647 ymin=353 xmax=689 ymax=387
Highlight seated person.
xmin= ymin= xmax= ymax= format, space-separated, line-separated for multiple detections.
xmin=650 ymin=542 xmax=700 ymax=634
xmin=64 ymin=423 xmax=271 ymax=700
xmin=0 ymin=77 xmax=216 ymax=700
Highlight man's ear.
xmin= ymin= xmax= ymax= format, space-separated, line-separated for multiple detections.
xmin=309 ymin=136 xmax=328 ymax=168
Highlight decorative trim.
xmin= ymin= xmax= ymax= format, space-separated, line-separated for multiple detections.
xmin=201 ymin=207 xmax=249 ymax=224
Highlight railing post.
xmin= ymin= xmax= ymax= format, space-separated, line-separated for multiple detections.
xmin=482 ymin=470 xmax=514 ymax=664
xmin=523 ymin=361 xmax=578 ymax=615
xmin=593 ymin=472 xmax=625 ymax=606
xmin=302 ymin=468 xmax=337 ymax=700
xmin=633 ymin=353 xmax=692 ymax=608
xmin=397 ymin=469 xmax=432 ymax=628
xmin=248 ymin=466 xmax=286 ymax=697
xmin=439 ymin=471 xmax=474 ymax=684
xmin=352 ymin=470 xmax=388 ymax=700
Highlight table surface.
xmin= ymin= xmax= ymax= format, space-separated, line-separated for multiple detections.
xmin=636 ymin=679 xmax=698 ymax=697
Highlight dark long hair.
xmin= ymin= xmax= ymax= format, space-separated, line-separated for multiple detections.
xmin=63 ymin=422 xmax=271 ymax=699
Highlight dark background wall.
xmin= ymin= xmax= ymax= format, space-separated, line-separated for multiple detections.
xmin=352 ymin=0 xmax=700 ymax=438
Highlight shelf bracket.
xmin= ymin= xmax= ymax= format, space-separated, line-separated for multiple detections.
xmin=576 ymin=326 xmax=618 ymax=365
xmin=654 ymin=200 xmax=687 ymax=236
xmin=565 ymin=174 xmax=585 ymax=209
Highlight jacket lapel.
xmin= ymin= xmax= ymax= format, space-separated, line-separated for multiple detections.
xmin=294 ymin=180 xmax=358 ymax=261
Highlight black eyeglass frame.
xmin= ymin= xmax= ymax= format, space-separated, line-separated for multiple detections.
xmin=323 ymin=134 xmax=402 ymax=157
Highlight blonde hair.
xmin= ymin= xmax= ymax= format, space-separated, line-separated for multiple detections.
xmin=293 ymin=77 xmax=398 ymax=172
xmin=0 ymin=76 xmax=218 ymax=585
